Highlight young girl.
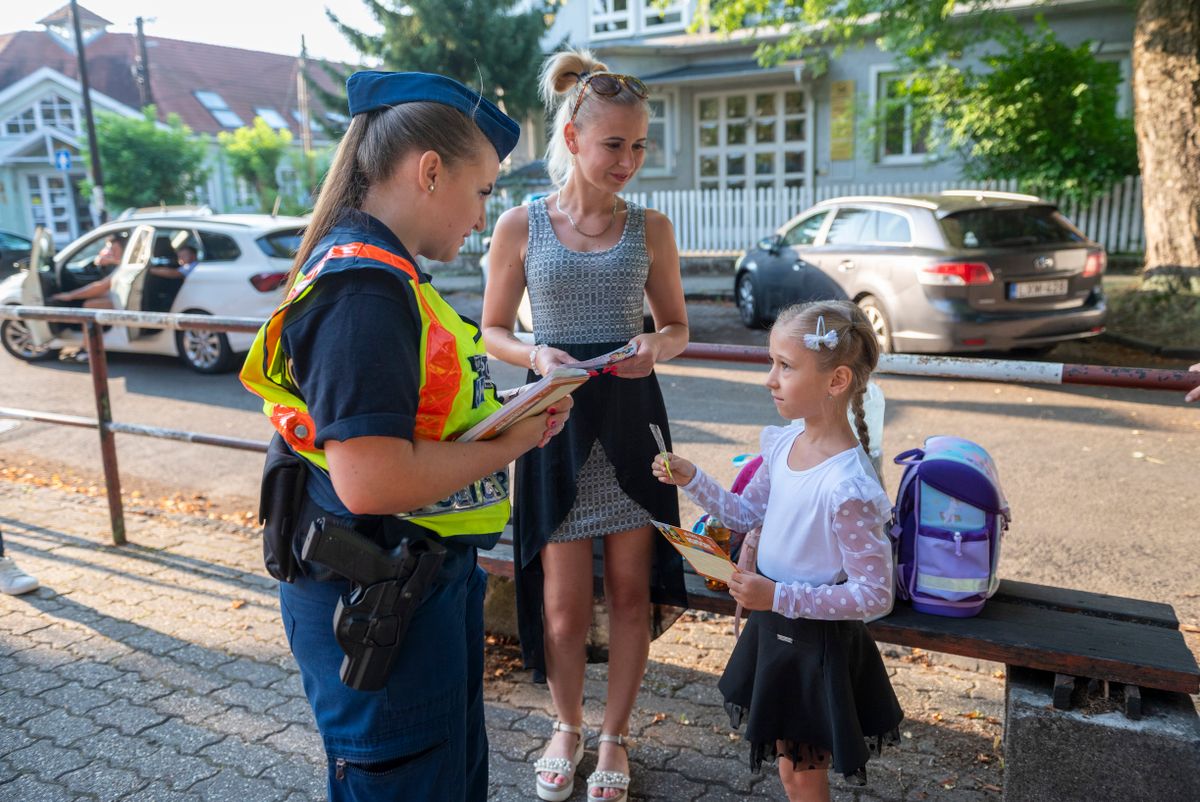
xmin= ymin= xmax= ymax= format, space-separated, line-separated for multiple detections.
xmin=652 ymin=300 xmax=903 ymax=801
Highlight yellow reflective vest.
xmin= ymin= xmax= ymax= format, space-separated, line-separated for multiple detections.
xmin=240 ymin=239 xmax=510 ymax=539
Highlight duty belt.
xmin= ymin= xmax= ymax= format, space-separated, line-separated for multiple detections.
xmin=393 ymin=468 xmax=510 ymax=520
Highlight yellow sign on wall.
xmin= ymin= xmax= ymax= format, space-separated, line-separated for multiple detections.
xmin=830 ymin=80 xmax=855 ymax=161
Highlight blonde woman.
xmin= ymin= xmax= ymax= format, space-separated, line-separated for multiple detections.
xmin=482 ymin=50 xmax=690 ymax=802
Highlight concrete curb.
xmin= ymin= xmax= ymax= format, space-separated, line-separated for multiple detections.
xmin=1100 ymin=331 xmax=1200 ymax=361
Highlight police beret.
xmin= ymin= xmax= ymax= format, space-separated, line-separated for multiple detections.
xmin=346 ymin=70 xmax=520 ymax=160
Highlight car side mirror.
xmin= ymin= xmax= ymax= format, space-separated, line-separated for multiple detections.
xmin=759 ymin=234 xmax=782 ymax=255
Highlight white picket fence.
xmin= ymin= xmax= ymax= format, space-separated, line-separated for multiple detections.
xmin=465 ymin=176 xmax=1144 ymax=256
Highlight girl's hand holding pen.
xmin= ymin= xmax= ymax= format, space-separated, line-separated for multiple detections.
xmin=651 ymin=452 xmax=695 ymax=486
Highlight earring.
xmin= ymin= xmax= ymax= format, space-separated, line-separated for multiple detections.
xmin=428 ymin=183 xmax=435 ymax=192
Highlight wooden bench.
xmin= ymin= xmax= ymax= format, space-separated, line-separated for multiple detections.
xmin=478 ymin=538 xmax=1200 ymax=713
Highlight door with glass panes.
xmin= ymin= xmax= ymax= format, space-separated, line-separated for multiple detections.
xmin=26 ymin=173 xmax=78 ymax=246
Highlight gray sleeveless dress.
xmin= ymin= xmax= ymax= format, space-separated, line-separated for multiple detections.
xmin=511 ymin=197 xmax=687 ymax=675
xmin=526 ymin=198 xmax=651 ymax=542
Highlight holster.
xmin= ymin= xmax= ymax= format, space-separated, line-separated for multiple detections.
xmin=257 ymin=433 xmax=308 ymax=583
xmin=301 ymin=517 xmax=446 ymax=691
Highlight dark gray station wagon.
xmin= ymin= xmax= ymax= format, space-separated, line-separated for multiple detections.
xmin=733 ymin=191 xmax=1108 ymax=353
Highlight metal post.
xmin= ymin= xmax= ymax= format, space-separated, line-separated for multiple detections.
xmin=70 ymin=0 xmax=106 ymax=224
xmin=84 ymin=321 xmax=125 ymax=545
xmin=134 ymin=17 xmax=154 ymax=109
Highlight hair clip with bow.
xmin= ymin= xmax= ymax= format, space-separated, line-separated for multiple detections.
xmin=803 ymin=315 xmax=839 ymax=351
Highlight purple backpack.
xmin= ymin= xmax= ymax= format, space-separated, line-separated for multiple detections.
xmin=889 ymin=436 xmax=1010 ymax=618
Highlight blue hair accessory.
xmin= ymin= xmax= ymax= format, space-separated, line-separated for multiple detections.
xmin=345 ymin=70 xmax=520 ymax=160
xmin=803 ymin=315 xmax=839 ymax=351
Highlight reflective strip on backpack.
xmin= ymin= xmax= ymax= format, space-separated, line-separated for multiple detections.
xmin=916 ymin=574 xmax=990 ymax=593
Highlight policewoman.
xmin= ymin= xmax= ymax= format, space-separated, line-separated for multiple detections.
xmin=240 ymin=72 xmax=572 ymax=802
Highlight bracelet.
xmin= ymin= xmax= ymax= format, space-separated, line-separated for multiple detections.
xmin=529 ymin=344 xmax=546 ymax=373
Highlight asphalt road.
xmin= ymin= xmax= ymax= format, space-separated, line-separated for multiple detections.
xmin=2 ymin=293 xmax=1197 ymax=625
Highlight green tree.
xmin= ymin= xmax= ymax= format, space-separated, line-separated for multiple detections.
xmin=707 ymin=0 xmax=1200 ymax=274
xmin=918 ymin=21 xmax=1138 ymax=204
xmin=218 ymin=118 xmax=294 ymax=213
xmin=317 ymin=0 xmax=553 ymax=133
xmin=80 ymin=107 xmax=209 ymax=211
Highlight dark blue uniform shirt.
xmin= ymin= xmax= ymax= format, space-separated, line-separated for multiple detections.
xmin=281 ymin=211 xmax=425 ymax=521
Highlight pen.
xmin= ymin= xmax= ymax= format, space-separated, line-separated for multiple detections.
xmin=649 ymin=423 xmax=672 ymax=480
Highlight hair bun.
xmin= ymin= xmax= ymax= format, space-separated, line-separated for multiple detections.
xmin=540 ymin=49 xmax=608 ymax=107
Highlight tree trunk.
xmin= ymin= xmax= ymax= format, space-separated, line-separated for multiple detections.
xmin=1132 ymin=0 xmax=1200 ymax=277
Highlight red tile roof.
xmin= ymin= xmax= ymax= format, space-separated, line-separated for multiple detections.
xmin=0 ymin=27 xmax=351 ymax=138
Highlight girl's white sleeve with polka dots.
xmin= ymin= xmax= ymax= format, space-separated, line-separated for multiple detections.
xmin=679 ymin=461 xmax=771 ymax=534
xmin=772 ymin=495 xmax=895 ymax=623
xmin=678 ymin=425 xmax=790 ymax=532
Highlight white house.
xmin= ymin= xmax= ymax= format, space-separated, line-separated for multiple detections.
xmin=0 ymin=4 xmax=343 ymax=244
xmin=540 ymin=0 xmax=1135 ymax=197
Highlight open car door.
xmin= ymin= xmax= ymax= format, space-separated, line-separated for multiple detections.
xmin=111 ymin=224 xmax=156 ymax=340
xmin=19 ymin=226 xmax=56 ymax=346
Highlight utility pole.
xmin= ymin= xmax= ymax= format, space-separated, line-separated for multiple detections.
xmin=70 ymin=0 xmax=105 ymax=224
xmin=296 ymin=36 xmax=315 ymax=190
xmin=134 ymin=16 xmax=154 ymax=109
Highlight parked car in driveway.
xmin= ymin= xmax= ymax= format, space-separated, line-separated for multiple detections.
xmin=733 ymin=191 xmax=1107 ymax=353
xmin=0 ymin=229 xmax=32 ymax=277
xmin=1 ymin=214 xmax=305 ymax=372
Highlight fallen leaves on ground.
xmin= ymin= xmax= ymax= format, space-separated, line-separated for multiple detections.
xmin=0 ymin=464 xmax=257 ymax=526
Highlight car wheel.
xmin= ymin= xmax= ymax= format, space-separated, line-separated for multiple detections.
xmin=176 ymin=318 xmax=236 ymax=374
xmin=1 ymin=318 xmax=57 ymax=362
xmin=736 ymin=274 xmax=767 ymax=329
xmin=857 ymin=295 xmax=893 ymax=353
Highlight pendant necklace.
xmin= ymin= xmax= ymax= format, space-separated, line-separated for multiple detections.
xmin=555 ymin=194 xmax=618 ymax=238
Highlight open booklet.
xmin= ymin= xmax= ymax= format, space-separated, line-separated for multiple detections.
xmin=456 ymin=367 xmax=589 ymax=442
xmin=651 ymin=520 xmax=737 ymax=584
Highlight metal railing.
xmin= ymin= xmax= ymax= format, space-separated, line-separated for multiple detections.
xmin=2 ymin=305 xmax=1197 ymax=546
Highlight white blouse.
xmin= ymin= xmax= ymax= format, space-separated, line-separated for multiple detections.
xmin=681 ymin=423 xmax=895 ymax=623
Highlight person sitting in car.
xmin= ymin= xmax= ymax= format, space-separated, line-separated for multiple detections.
xmin=149 ymin=244 xmax=198 ymax=280
xmin=49 ymin=232 xmax=127 ymax=309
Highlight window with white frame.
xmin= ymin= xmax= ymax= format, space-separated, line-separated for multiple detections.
xmin=195 ymin=90 xmax=244 ymax=128
xmin=872 ymin=69 xmax=932 ymax=164
xmin=1096 ymin=50 xmax=1133 ymax=118
xmin=4 ymin=106 xmax=36 ymax=136
xmin=39 ymin=94 xmax=77 ymax=133
xmin=591 ymin=0 xmax=686 ymax=38
xmin=592 ymin=0 xmax=631 ymax=36
xmin=642 ymin=96 xmax=671 ymax=175
xmin=643 ymin=0 xmax=685 ymax=31
xmin=4 ymin=94 xmax=82 ymax=136
xmin=695 ymin=88 xmax=809 ymax=191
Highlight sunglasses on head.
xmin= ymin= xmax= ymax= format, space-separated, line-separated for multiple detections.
xmin=569 ymin=71 xmax=650 ymax=122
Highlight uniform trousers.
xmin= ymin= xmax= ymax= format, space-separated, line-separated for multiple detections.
xmin=280 ymin=550 xmax=488 ymax=801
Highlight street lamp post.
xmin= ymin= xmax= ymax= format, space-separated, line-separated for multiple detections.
xmin=70 ymin=0 xmax=106 ymax=225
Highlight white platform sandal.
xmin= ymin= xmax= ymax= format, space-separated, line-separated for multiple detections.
xmin=586 ymin=732 xmax=632 ymax=801
xmin=534 ymin=721 xmax=586 ymax=802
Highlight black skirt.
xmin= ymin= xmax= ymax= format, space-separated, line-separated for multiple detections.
xmin=718 ymin=610 xmax=904 ymax=784
xmin=511 ymin=341 xmax=687 ymax=675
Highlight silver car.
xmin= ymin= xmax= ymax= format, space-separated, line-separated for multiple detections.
xmin=733 ymin=191 xmax=1107 ymax=353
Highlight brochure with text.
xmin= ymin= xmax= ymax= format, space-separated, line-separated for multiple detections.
xmin=568 ymin=342 xmax=638 ymax=372
xmin=457 ymin=367 xmax=589 ymax=442
xmin=651 ymin=520 xmax=737 ymax=584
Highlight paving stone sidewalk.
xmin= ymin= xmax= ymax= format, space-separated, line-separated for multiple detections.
xmin=0 ymin=482 xmax=1006 ymax=801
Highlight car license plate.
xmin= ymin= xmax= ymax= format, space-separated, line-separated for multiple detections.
xmin=1008 ymin=279 xmax=1068 ymax=299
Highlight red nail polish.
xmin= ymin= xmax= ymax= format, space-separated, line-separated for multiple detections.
xmin=547 ymin=407 xmax=557 ymax=414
